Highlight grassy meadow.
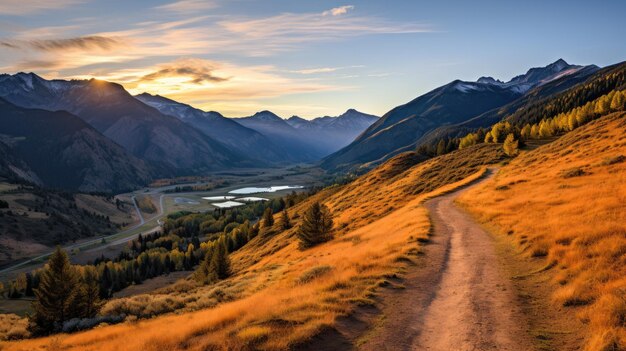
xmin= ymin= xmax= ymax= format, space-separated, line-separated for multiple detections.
xmin=457 ymin=112 xmax=626 ymax=351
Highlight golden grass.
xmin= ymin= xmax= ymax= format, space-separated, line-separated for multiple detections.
xmin=457 ymin=112 xmax=626 ymax=351
xmin=0 ymin=145 xmax=500 ymax=351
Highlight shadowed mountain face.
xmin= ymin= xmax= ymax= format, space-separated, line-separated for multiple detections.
xmin=321 ymin=59 xmax=600 ymax=171
xmin=0 ymin=73 xmax=251 ymax=175
xmin=137 ymin=93 xmax=378 ymax=162
xmin=135 ymin=93 xmax=287 ymax=164
xmin=0 ymin=98 xmax=150 ymax=192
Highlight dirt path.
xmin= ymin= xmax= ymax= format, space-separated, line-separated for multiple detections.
xmin=359 ymin=171 xmax=533 ymax=351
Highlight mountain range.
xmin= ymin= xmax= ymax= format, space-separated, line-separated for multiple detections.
xmin=0 ymin=58 xmax=618 ymax=192
xmin=0 ymin=73 xmax=378 ymax=191
xmin=0 ymin=73 xmax=248 ymax=176
xmin=321 ymin=59 xmax=601 ymax=170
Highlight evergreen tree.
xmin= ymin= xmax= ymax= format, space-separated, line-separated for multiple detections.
xmin=194 ymin=244 xmax=214 ymax=284
xmin=296 ymin=202 xmax=334 ymax=249
xmin=76 ymin=266 xmax=102 ymax=318
xmin=208 ymin=237 xmax=230 ymax=281
xmin=30 ymin=247 xmax=81 ymax=335
xmin=262 ymin=207 xmax=274 ymax=228
xmin=279 ymin=209 xmax=291 ymax=230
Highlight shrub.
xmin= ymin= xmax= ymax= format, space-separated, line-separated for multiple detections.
xmin=297 ymin=265 xmax=332 ymax=284
xmin=561 ymin=167 xmax=586 ymax=178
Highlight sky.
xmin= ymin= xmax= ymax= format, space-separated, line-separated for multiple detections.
xmin=0 ymin=0 xmax=624 ymax=118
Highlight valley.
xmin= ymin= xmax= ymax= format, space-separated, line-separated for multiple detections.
xmin=0 ymin=19 xmax=624 ymax=349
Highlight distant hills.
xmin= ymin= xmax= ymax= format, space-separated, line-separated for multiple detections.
xmin=321 ymin=59 xmax=601 ymax=171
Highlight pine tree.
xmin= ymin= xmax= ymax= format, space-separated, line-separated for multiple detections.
xmin=279 ymin=209 xmax=291 ymax=230
xmin=30 ymin=247 xmax=81 ymax=335
xmin=262 ymin=207 xmax=274 ymax=228
xmin=194 ymin=244 xmax=214 ymax=284
xmin=208 ymin=237 xmax=230 ymax=281
xmin=76 ymin=266 xmax=102 ymax=318
xmin=296 ymin=202 xmax=334 ymax=249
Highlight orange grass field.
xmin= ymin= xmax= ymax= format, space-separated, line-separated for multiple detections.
xmin=457 ymin=112 xmax=626 ymax=351
xmin=0 ymin=145 xmax=500 ymax=350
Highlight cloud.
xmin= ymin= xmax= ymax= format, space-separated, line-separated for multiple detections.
xmin=218 ymin=10 xmax=432 ymax=52
xmin=0 ymin=0 xmax=84 ymax=15
xmin=289 ymin=65 xmax=365 ymax=75
xmin=323 ymin=5 xmax=354 ymax=17
xmin=156 ymin=0 xmax=218 ymax=14
xmin=79 ymin=58 xmax=345 ymax=115
xmin=139 ymin=59 xmax=229 ymax=84
xmin=1 ymin=36 xmax=124 ymax=52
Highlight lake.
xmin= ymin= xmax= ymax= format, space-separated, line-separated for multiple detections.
xmin=228 ymin=185 xmax=304 ymax=195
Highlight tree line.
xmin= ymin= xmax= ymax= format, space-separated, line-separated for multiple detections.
xmin=419 ymin=89 xmax=626 ymax=159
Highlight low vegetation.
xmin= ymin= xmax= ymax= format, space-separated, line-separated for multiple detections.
xmin=136 ymin=196 xmax=157 ymax=214
xmin=457 ymin=112 xmax=626 ymax=351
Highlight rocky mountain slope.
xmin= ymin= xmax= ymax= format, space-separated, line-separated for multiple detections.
xmin=0 ymin=98 xmax=150 ymax=192
xmin=0 ymin=73 xmax=251 ymax=176
xmin=322 ymin=59 xmax=600 ymax=171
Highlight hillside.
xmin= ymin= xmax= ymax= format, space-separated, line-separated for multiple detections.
xmin=0 ymin=182 xmax=134 ymax=267
xmin=322 ymin=59 xmax=599 ymax=171
xmin=0 ymin=98 xmax=151 ymax=192
xmin=0 ymin=144 xmax=504 ymax=350
xmin=419 ymin=61 xmax=620 ymax=146
xmin=457 ymin=112 xmax=626 ymax=351
xmin=0 ymin=73 xmax=251 ymax=175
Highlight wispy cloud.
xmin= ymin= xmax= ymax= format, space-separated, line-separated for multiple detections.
xmin=288 ymin=65 xmax=365 ymax=75
xmin=0 ymin=0 xmax=84 ymax=15
xmin=1 ymin=36 xmax=124 ymax=51
xmin=156 ymin=0 xmax=219 ymax=14
xmin=323 ymin=5 xmax=354 ymax=17
xmin=217 ymin=8 xmax=432 ymax=54
xmin=139 ymin=59 xmax=229 ymax=84
xmin=78 ymin=57 xmax=345 ymax=116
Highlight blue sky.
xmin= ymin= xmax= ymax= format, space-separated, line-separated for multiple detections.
xmin=0 ymin=0 xmax=624 ymax=118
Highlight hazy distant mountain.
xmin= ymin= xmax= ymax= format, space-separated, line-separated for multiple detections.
xmin=0 ymin=73 xmax=251 ymax=175
xmin=135 ymin=93 xmax=290 ymax=164
xmin=322 ymin=59 xmax=599 ymax=170
xmin=286 ymin=109 xmax=379 ymax=151
xmin=0 ymin=98 xmax=150 ymax=192
xmin=233 ymin=111 xmax=325 ymax=161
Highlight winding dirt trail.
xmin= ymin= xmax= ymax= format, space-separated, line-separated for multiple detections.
xmin=359 ymin=171 xmax=533 ymax=351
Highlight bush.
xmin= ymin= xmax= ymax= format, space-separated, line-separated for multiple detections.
xmin=562 ymin=167 xmax=586 ymax=178
xmin=297 ymin=265 xmax=332 ymax=284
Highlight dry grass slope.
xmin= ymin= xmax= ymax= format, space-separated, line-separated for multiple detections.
xmin=0 ymin=145 xmax=503 ymax=351
xmin=458 ymin=112 xmax=626 ymax=351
